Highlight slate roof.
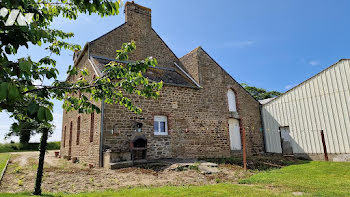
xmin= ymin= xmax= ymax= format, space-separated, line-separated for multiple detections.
xmin=90 ymin=55 xmax=198 ymax=88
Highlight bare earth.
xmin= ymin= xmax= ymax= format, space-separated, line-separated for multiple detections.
xmin=0 ymin=151 xmax=250 ymax=193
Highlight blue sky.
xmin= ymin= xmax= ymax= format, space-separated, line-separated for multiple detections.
xmin=1 ymin=0 xmax=350 ymax=143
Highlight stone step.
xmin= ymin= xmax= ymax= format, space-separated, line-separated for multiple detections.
xmin=109 ymin=161 xmax=133 ymax=169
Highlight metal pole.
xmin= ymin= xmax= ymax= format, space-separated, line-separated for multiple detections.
xmin=320 ymin=130 xmax=329 ymax=161
xmin=242 ymin=127 xmax=247 ymax=170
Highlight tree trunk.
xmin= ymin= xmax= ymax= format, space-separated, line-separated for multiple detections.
xmin=33 ymin=128 xmax=49 ymax=195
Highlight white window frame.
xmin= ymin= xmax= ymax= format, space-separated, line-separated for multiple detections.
xmin=154 ymin=115 xmax=168 ymax=135
xmin=227 ymin=89 xmax=237 ymax=112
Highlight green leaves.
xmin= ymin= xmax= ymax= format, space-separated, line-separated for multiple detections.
xmin=241 ymin=83 xmax=282 ymax=100
xmin=0 ymin=82 xmax=8 ymax=101
xmin=8 ymin=83 xmax=20 ymax=100
xmin=28 ymin=102 xmax=39 ymax=116
xmin=37 ymin=107 xmax=53 ymax=122
xmin=19 ymin=59 xmax=32 ymax=74
xmin=37 ymin=107 xmax=45 ymax=122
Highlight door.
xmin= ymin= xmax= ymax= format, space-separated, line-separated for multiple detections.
xmin=280 ymin=126 xmax=293 ymax=155
xmin=229 ymin=119 xmax=241 ymax=150
xmin=68 ymin=122 xmax=73 ymax=157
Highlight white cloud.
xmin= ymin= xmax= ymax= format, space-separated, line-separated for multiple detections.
xmin=221 ymin=40 xmax=255 ymax=49
xmin=309 ymin=60 xmax=320 ymax=66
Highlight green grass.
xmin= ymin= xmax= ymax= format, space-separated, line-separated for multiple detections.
xmin=240 ymin=161 xmax=350 ymax=196
xmin=0 ymin=184 xmax=288 ymax=197
xmin=0 ymin=153 xmax=10 ymax=173
xmin=0 ymin=142 xmax=60 ymax=153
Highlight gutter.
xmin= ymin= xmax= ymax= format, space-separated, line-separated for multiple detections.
xmin=99 ymin=99 xmax=105 ymax=168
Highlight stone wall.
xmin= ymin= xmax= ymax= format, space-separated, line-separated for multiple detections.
xmin=61 ymin=1 xmax=265 ymax=166
xmin=102 ymin=85 xmax=233 ymax=159
xmin=60 ymin=52 xmax=102 ymax=167
xmin=181 ymin=47 xmax=265 ymax=155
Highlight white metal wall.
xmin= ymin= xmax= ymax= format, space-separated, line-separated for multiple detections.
xmin=262 ymin=59 xmax=350 ymax=154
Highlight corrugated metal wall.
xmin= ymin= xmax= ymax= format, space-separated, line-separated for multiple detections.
xmin=262 ymin=59 xmax=350 ymax=154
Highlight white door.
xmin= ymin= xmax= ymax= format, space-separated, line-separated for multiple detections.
xmin=229 ymin=119 xmax=241 ymax=150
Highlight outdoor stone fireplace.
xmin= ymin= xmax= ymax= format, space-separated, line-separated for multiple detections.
xmin=130 ymin=136 xmax=147 ymax=161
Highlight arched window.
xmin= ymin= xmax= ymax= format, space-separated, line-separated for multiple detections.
xmin=76 ymin=116 xmax=81 ymax=145
xmin=227 ymin=89 xmax=237 ymax=112
xmin=63 ymin=126 xmax=66 ymax=147
xmin=90 ymin=112 xmax=94 ymax=142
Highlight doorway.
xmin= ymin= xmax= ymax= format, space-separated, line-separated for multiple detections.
xmin=280 ymin=126 xmax=293 ymax=155
xmin=228 ymin=119 xmax=241 ymax=150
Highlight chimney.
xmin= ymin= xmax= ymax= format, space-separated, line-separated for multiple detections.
xmin=124 ymin=1 xmax=152 ymax=27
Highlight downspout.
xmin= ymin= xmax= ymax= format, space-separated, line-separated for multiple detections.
xmin=99 ymin=100 xmax=105 ymax=167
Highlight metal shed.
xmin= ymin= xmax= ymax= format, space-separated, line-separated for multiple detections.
xmin=262 ymin=59 xmax=350 ymax=156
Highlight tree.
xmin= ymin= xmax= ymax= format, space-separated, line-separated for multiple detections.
xmin=7 ymin=120 xmax=38 ymax=144
xmin=241 ymin=83 xmax=282 ymax=100
xmin=0 ymin=0 xmax=162 ymax=195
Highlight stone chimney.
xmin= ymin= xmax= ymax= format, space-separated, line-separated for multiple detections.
xmin=124 ymin=1 xmax=152 ymax=27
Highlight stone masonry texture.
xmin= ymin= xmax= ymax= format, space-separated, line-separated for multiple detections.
xmin=60 ymin=1 xmax=264 ymax=166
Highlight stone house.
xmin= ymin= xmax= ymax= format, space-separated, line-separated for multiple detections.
xmin=60 ymin=1 xmax=264 ymax=168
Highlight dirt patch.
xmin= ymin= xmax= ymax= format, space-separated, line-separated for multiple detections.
xmin=0 ymin=152 xmax=251 ymax=193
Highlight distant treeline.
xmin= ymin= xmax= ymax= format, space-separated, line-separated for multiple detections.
xmin=0 ymin=142 xmax=60 ymax=153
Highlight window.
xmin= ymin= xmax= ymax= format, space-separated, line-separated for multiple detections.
xmin=154 ymin=116 xmax=168 ymax=135
xmin=63 ymin=126 xmax=66 ymax=147
xmin=90 ymin=112 xmax=94 ymax=142
xmin=227 ymin=89 xmax=237 ymax=112
xmin=76 ymin=116 xmax=81 ymax=145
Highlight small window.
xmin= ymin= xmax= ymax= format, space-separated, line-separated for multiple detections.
xmin=154 ymin=116 xmax=168 ymax=135
xmin=76 ymin=116 xmax=81 ymax=145
xmin=90 ymin=112 xmax=94 ymax=142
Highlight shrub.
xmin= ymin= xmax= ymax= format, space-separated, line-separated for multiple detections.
xmin=0 ymin=141 xmax=60 ymax=153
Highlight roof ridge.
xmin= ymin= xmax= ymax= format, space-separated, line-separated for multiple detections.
xmin=180 ymin=46 xmax=202 ymax=59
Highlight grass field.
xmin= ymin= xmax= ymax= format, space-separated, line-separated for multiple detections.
xmin=0 ymin=142 xmax=60 ymax=153
xmin=241 ymin=161 xmax=350 ymax=196
xmin=0 ymin=153 xmax=10 ymax=174
xmin=0 ymin=161 xmax=349 ymax=196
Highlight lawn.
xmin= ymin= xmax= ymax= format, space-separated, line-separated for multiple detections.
xmin=0 ymin=153 xmax=10 ymax=174
xmin=0 ymin=160 xmax=349 ymax=196
xmin=241 ymin=161 xmax=350 ymax=196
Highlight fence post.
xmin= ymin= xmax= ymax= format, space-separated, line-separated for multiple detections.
xmin=320 ymin=130 xmax=329 ymax=161
xmin=242 ymin=127 xmax=247 ymax=170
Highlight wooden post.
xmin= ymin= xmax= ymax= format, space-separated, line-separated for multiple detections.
xmin=242 ymin=127 xmax=247 ymax=170
xmin=320 ymin=130 xmax=329 ymax=161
